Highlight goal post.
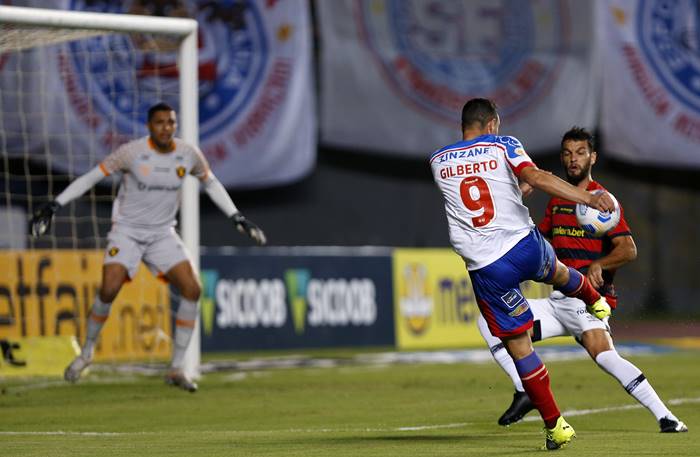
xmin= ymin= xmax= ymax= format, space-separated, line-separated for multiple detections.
xmin=0 ymin=5 xmax=201 ymax=378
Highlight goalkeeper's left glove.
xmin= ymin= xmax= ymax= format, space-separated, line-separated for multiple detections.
xmin=232 ymin=212 xmax=267 ymax=245
xmin=587 ymin=297 xmax=611 ymax=320
xmin=30 ymin=200 xmax=61 ymax=237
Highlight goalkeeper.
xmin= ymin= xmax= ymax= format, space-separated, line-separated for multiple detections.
xmin=478 ymin=127 xmax=686 ymax=433
xmin=30 ymin=102 xmax=266 ymax=392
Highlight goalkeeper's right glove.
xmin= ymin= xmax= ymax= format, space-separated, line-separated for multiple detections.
xmin=587 ymin=297 xmax=612 ymax=320
xmin=232 ymin=212 xmax=267 ymax=246
xmin=30 ymin=200 xmax=61 ymax=237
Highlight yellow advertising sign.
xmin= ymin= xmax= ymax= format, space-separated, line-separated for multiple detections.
xmin=393 ymin=249 xmax=551 ymax=350
xmin=0 ymin=250 xmax=171 ymax=364
xmin=0 ymin=336 xmax=78 ymax=377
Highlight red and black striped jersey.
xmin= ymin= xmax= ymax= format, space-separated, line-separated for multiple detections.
xmin=537 ymin=181 xmax=632 ymax=309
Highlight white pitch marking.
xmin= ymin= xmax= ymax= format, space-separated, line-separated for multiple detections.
xmin=522 ymin=396 xmax=700 ymax=422
xmin=2 ymin=397 xmax=698 ymax=437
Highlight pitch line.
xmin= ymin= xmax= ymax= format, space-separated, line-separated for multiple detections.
xmin=2 ymin=397 xmax=698 ymax=437
xmin=522 ymin=396 xmax=700 ymax=422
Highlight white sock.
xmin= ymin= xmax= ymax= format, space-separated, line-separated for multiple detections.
xmin=595 ymin=350 xmax=675 ymax=421
xmin=477 ymin=314 xmax=524 ymax=392
xmin=493 ymin=343 xmax=525 ymax=392
xmin=171 ymin=298 xmax=198 ymax=370
xmin=82 ymin=295 xmax=111 ymax=359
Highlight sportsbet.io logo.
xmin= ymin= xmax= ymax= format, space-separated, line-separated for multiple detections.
xmin=65 ymin=0 xmax=267 ymax=145
xmin=356 ymin=0 xmax=567 ymax=123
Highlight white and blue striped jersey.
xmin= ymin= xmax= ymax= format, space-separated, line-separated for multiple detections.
xmin=430 ymin=134 xmax=537 ymax=270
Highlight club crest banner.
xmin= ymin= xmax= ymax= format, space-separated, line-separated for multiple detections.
xmin=318 ymin=0 xmax=597 ymax=157
xmin=600 ymin=0 xmax=700 ymax=167
xmin=1 ymin=0 xmax=315 ymax=188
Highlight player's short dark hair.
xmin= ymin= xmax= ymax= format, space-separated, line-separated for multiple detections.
xmin=561 ymin=126 xmax=595 ymax=152
xmin=147 ymin=102 xmax=175 ymax=122
xmin=461 ymin=98 xmax=498 ymax=130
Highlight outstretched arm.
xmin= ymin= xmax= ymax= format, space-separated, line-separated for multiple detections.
xmin=201 ymin=173 xmax=238 ymax=217
xmin=55 ymin=166 xmax=107 ymax=206
xmin=201 ymin=174 xmax=267 ymax=245
xmin=519 ymin=166 xmax=615 ymax=212
xmin=30 ymin=166 xmax=106 ymax=236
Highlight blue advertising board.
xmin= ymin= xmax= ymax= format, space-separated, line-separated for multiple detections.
xmin=200 ymin=248 xmax=395 ymax=351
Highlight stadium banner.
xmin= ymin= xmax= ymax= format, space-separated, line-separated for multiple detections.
xmin=318 ymin=0 xmax=597 ymax=157
xmin=0 ymin=335 xmax=77 ymax=378
xmin=600 ymin=0 xmax=700 ymax=167
xmin=200 ymin=250 xmax=395 ymax=351
xmin=2 ymin=0 xmax=315 ymax=189
xmin=393 ymin=249 xmax=551 ymax=350
xmin=0 ymin=250 xmax=171 ymax=363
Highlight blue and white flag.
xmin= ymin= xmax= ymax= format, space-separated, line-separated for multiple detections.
xmin=600 ymin=0 xmax=700 ymax=167
xmin=1 ymin=0 xmax=315 ymax=188
xmin=318 ymin=0 xmax=597 ymax=157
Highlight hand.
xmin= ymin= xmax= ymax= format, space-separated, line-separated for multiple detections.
xmin=232 ymin=212 xmax=267 ymax=245
xmin=30 ymin=201 xmax=60 ymax=237
xmin=588 ymin=191 xmax=615 ymax=213
xmin=586 ymin=262 xmax=604 ymax=289
xmin=519 ymin=181 xmax=534 ymax=198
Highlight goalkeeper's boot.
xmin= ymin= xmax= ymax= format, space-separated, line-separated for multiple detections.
xmin=165 ymin=369 xmax=198 ymax=393
xmin=659 ymin=417 xmax=688 ymax=433
xmin=587 ymin=297 xmax=611 ymax=320
xmin=64 ymin=354 xmax=92 ymax=383
xmin=544 ymin=416 xmax=576 ymax=450
xmin=498 ymin=390 xmax=535 ymax=426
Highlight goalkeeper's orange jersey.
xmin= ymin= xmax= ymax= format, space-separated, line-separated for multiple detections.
xmin=537 ymin=180 xmax=631 ymax=309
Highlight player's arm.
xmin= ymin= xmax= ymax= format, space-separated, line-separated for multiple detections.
xmin=519 ymin=166 xmax=615 ymax=212
xmin=200 ymin=173 xmax=267 ymax=245
xmin=30 ymin=165 xmax=107 ymax=237
xmin=586 ymin=235 xmax=637 ymax=288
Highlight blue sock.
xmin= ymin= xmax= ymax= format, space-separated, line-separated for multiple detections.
xmin=556 ymin=267 xmax=583 ymax=295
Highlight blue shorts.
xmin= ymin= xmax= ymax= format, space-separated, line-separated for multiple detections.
xmin=469 ymin=229 xmax=556 ymax=338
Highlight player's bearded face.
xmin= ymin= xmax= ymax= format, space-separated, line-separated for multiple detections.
xmin=561 ymin=140 xmax=594 ymax=185
xmin=148 ymin=110 xmax=177 ymax=149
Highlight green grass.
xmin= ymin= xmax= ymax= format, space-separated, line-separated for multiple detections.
xmin=1 ymin=350 xmax=698 ymax=456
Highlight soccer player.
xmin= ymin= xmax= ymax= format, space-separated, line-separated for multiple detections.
xmin=431 ymin=98 xmax=616 ymax=450
xmin=30 ymin=102 xmax=266 ymax=392
xmin=477 ymin=127 xmax=688 ymax=433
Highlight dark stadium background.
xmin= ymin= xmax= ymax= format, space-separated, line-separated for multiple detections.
xmin=2 ymin=1 xmax=699 ymax=323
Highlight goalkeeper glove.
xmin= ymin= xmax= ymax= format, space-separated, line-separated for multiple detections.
xmin=232 ymin=212 xmax=267 ymax=245
xmin=30 ymin=200 xmax=61 ymax=237
xmin=587 ymin=297 xmax=611 ymax=320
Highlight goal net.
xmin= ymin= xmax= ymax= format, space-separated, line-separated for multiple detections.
xmin=0 ymin=5 xmax=200 ymax=377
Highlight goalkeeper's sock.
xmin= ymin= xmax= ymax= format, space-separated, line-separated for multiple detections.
xmin=515 ymin=351 xmax=560 ymax=428
xmin=595 ymin=350 xmax=675 ymax=421
xmin=492 ymin=342 xmax=525 ymax=392
xmin=171 ymin=298 xmax=198 ymax=370
xmin=82 ymin=295 xmax=111 ymax=359
xmin=557 ymin=267 xmax=601 ymax=307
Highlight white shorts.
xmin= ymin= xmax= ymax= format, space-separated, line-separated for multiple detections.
xmin=477 ymin=291 xmax=609 ymax=348
xmin=104 ymin=225 xmax=191 ymax=279
xmin=530 ymin=291 xmax=610 ymax=341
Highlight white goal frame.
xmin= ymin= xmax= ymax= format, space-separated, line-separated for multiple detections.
xmin=0 ymin=5 xmax=201 ymax=378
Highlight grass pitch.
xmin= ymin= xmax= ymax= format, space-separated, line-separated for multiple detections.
xmin=1 ymin=349 xmax=698 ymax=456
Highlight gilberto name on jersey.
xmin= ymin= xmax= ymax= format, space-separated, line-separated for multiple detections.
xmin=439 ymin=159 xmax=498 ymax=179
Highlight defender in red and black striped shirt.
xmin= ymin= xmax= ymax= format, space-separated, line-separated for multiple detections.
xmin=539 ymin=180 xmax=632 ymax=309
xmin=478 ymin=127 xmax=687 ymax=433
